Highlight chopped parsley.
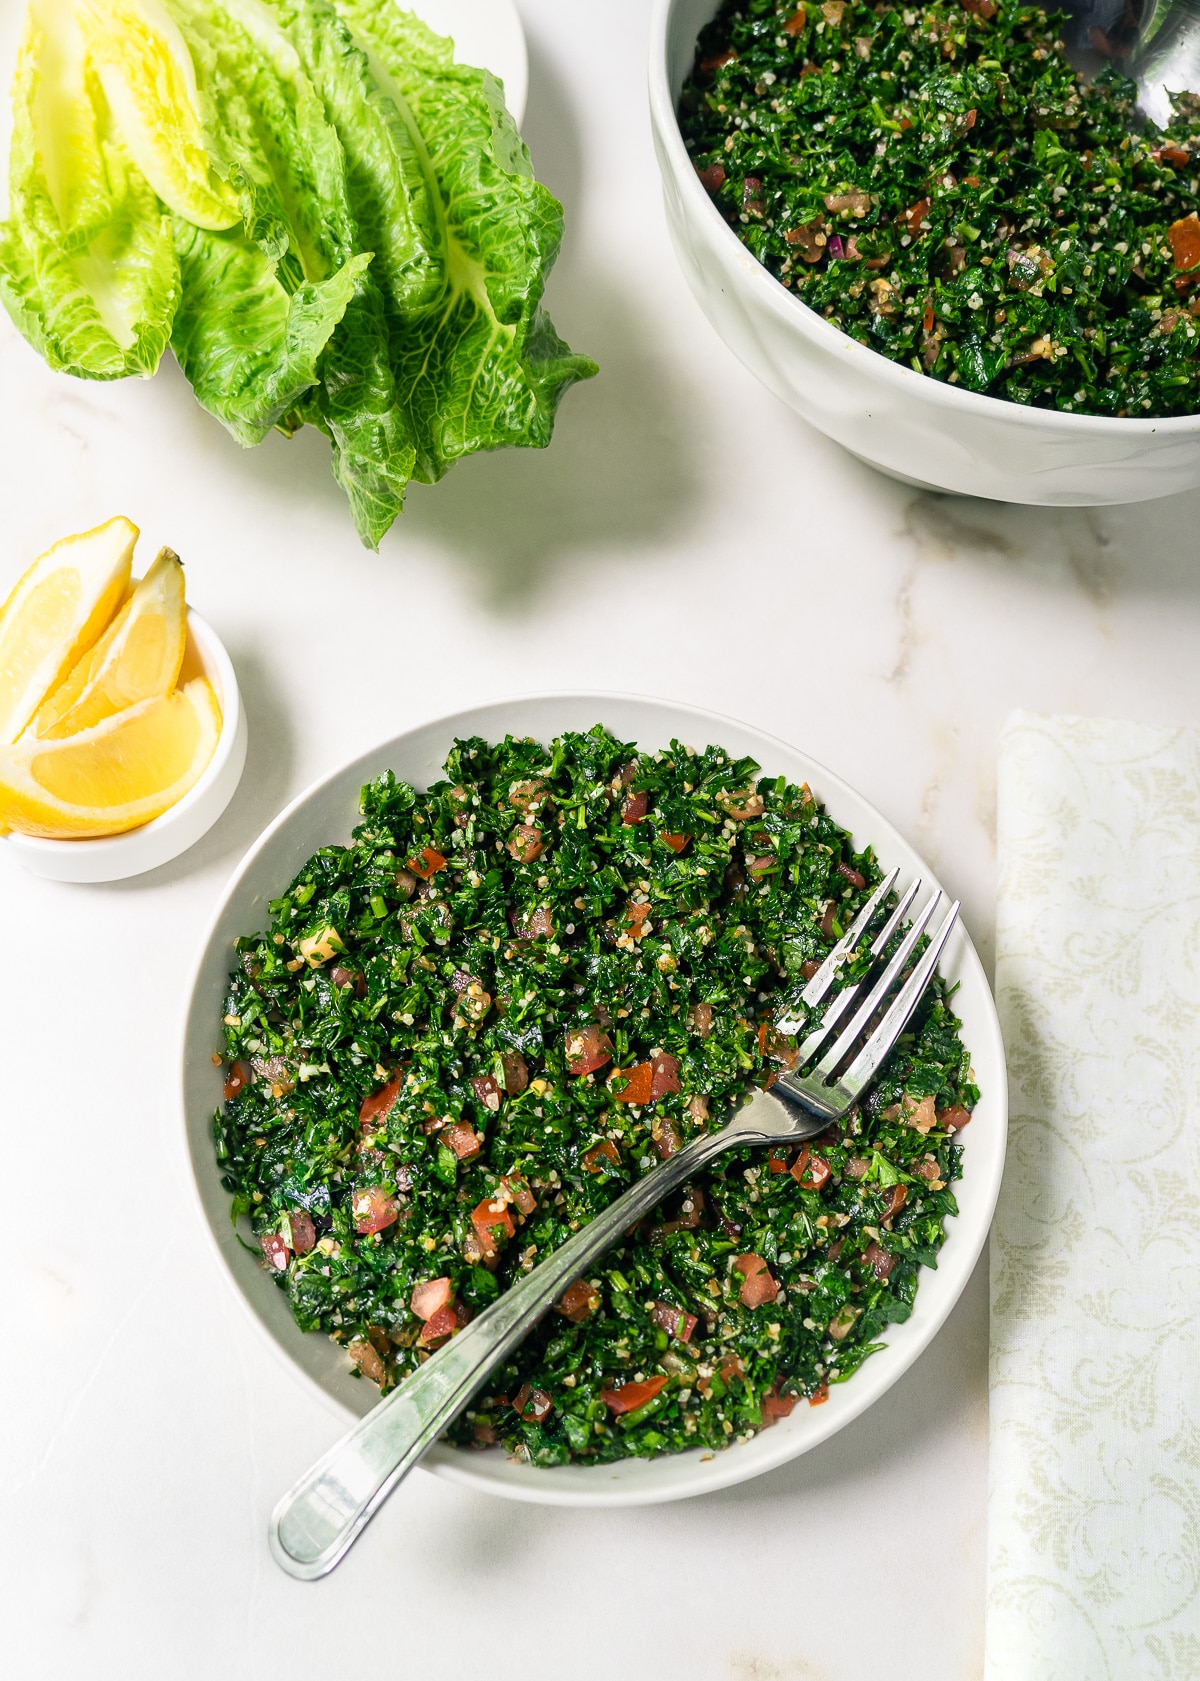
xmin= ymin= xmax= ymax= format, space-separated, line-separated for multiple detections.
xmin=216 ymin=727 xmax=976 ymax=1466
xmin=679 ymin=0 xmax=1200 ymax=416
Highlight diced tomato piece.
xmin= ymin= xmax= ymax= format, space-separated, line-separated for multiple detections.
xmin=660 ymin=831 xmax=689 ymax=853
xmin=508 ymin=778 xmax=547 ymax=814
xmin=352 ymin=1184 xmax=398 ymax=1235
xmin=472 ymin=1196 xmax=515 ymax=1257
xmin=508 ymin=825 xmax=544 ymax=863
xmin=601 ymin=1374 xmax=669 ymax=1414
xmin=650 ymin=1052 xmax=680 ymax=1098
xmin=961 ymin=0 xmax=997 ymax=16
xmin=469 ymin=1073 xmax=503 ymax=1114
xmin=1171 ymin=215 xmax=1200 ymax=270
xmin=511 ymin=905 xmax=554 ymax=942
xmin=760 ymin=1387 xmax=798 ymax=1427
xmin=696 ymin=163 xmax=726 ymax=193
xmin=864 ymin=1240 xmax=896 ymax=1281
xmin=558 ymin=1278 xmax=601 ymax=1322
xmin=767 ymin=1148 xmax=791 ymax=1174
xmin=809 ymin=1377 xmax=830 ymax=1407
xmin=719 ymin=1353 xmax=745 ymax=1386
xmin=582 ymin=1138 xmax=621 ymax=1173
xmin=610 ymin=1062 xmax=654 ymax=1104
xmin=939 ymin=1104 xmax=972 ymax=1130
xmin=224 ymin=1059 xmax=253 ymax=1101
xmin=286 ymin=1210 xmax=316 ymax=1255
xmin=501 ymin=1052 xmax=529 ymax=1096
xmin=653 ymin=1120 xmax=681 ymax=1159
xmin=688 ymin=1001 xmax=714 ymax=1037
xmin=500 ymin=1175 xmax=537 ymax=1216
xmin=348 ymin=1338 xmax=387 ymax=1384
xmin=359 ymin=1072 xmax=403 ymax=1127
xmin=418 ymin=1303 xmax=459 ymax=1348
xmin=513 ymin=1383 xmax=554 ymax=1423
xmin=783 ymin=7 xmax=806 ymax=34
xmin=445 ymin=1121 xmax=482 ymax=1160
xmin=411 ymin=1276 xmax=454 ymax=1321
xmin=903 ymin=196 xmax=931 ymax=234
xmin=734 ymin=1253 xmax=779 ymax=1307
xmin=1153 ymin=144 xmax=1192 ymax=168
xmin=688 ymin=1095 xmax=710 ymax=1123
xmin=625 ymin=900 xmax=651 ymax=931
xmin=649 ymin=1301 xmax=698 ymax=1343
xmin=260 ymin=1230 xmax=290 ymax=1271
xmin=407 ymin=846 xmax=447 ymax=880
xmin=720 ymin=789 xmax=764 ymax=820
xmin=699 ymin=46 xmax=737 ymax=73
xmin=565 ymin=1024 xmax=612 ymax=1075
xmin=791 ymin=1148 xmax=831 ymax=1191
xmin=473 ymin=1418 xmax=497 ymax=1446
xmin=845 ymin=1156 xmax=870 ymax=1180
xmin=882 ymin=1184 xmax=908 ymax=1220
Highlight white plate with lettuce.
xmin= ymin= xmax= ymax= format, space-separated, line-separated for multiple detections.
xmin=0 ymin=0 xmax=592 ymax=549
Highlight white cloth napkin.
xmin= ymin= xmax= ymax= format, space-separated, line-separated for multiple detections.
xmin=988 ymin=711 xmax=1200 ymax=1677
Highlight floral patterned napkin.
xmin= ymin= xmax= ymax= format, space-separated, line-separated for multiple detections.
xmin=987 ymin=711 xmax=1200 ymax=1676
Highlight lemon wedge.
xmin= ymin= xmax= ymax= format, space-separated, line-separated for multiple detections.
xmin=0 ymin=675 xmax=222 ymax=838
xmin=33 ymin=545 xmax=187 ymax=739
xmin=0 ymin=515 xmax=136 ymax=744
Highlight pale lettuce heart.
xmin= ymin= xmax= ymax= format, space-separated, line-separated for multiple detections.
xmin=73 ymin=0 xmax=240 ymax=230
xmin=0 ymin=0 xmax=179 ymax=378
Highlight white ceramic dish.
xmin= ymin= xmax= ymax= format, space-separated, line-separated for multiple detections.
xmin=181 ymin=693 xmax=1007 ymax=1507
xmin=413 ymin=0 xmax=528 ymax=124
xmin=649 ymin=0 xmax=1200 ymax=506
xmin=0 ymin=608 xmax=247 ymax=884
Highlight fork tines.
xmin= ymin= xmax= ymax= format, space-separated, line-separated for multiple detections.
xmin=774 ymin=875 xmax=960 ymax=1115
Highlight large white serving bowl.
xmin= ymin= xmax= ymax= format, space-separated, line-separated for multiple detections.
xmin=181 ymin=694 xmax=1007 ymax=1507
xmin=650 ymin=0 xmax=1200 ymax=506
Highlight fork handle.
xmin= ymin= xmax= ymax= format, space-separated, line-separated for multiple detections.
xmin=269 ymin=1127 xmax=733 ymax=1579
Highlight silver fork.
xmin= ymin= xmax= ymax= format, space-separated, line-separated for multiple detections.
xmin=269 ymin=873 xmax=960 ymax=1580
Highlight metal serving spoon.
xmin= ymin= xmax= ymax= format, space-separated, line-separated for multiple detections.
xmin=268 ymin=866 xmax=960 ymax=1580
xmin=1060 ymin=0 xmax=1200 ymax=126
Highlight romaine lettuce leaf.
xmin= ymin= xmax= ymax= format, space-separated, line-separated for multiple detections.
xmin=0 ymin=0 xmax=179 ymax=379
xmin=0 ymin=0 xmax=595 ymax=546
xmin=74 ymin=0 xmax=240 ymax=230
xmin=171 ymin=225 xmax=369 ymax=442
xmin=166 ymin=0 xmax=429 ymax=544
xmin=327 ymin=2 xmax=597 ymax=485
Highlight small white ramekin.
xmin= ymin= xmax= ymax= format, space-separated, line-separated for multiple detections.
xmin=650 ymin=0 xmax=1200 ymax=505
xmin=0 ymin=607 xmax=248 ymax=883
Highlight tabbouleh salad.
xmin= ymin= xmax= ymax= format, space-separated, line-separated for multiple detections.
xmin=216 ymin=727 xmax=977 ymax=1466
xmin=679 ymin=0 xmax=1200 ymax=417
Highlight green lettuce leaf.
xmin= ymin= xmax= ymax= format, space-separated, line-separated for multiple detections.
xmin=330 ymin=1 xmax=597 ymax=486
xmin=170 ymin=225 xmax=369 ymax=443
xmin=0 ymin=0 xmax=595 ymax=546
xmin=0 ymin=0 xmax=179 ymax=379
xmin=167 ymin=0 xmax=429 ymax=543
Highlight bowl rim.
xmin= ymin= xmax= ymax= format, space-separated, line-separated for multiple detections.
xmin=647 ymin=0 xmax=1200 ymax=437
xmin=0 ymin=606 xmax=242 ymax=862
xmin=179 ymin=690 xmax=1008 ymax=1507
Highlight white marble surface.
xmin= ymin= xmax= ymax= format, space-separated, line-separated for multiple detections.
xmin=4 ymin=2 xmax=1200 ymax=1676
